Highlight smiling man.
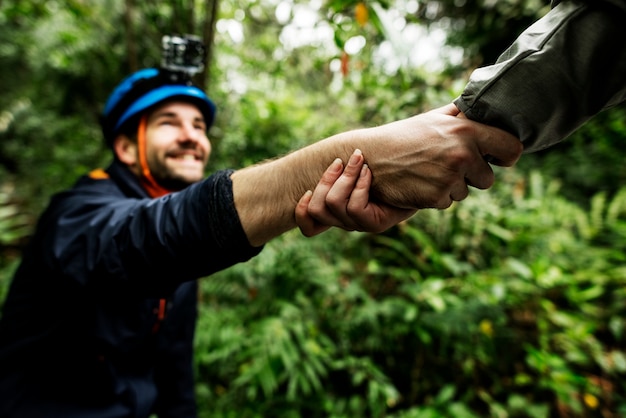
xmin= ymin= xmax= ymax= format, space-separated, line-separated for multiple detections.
xmin=0 ymin=62 xmax=521 ymax=417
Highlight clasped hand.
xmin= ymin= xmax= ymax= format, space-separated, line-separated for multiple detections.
xmin=296 ymin=103 xmax=523 ymax=237
xmin=296 ymin=148 xmax=415 ymax=236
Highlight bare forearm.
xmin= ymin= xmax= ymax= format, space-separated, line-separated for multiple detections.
xmin=231 ymin=135 xmax=354 ymax=246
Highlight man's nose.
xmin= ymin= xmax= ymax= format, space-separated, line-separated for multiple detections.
xmin=179 ymin=122 xmax=200 ymax=142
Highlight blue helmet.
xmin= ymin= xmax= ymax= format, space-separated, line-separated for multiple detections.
xmin=100 ymin=68 xmax=216 ymax=145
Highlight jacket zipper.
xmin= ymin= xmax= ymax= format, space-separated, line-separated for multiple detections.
xmin=151 ymin=298 xmax=167 ymax=334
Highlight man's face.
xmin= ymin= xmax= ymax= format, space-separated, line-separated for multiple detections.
xmin=144 ymin=101 xmax=211 ymax=190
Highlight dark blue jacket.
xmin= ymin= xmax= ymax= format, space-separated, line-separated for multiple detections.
xmin=0 ymin=161 xmax=261 ymax=417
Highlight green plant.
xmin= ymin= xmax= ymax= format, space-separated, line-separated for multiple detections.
xmin=0 ymin=183 xmax=30 ymax=312
xmin=193 ymin=169 xmax=626 ymax=417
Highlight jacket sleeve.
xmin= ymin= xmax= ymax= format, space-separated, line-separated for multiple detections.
xmin=453 ymin=0 xmax=626 ymax=153
xmin=46 ymin=169 xmax=262 ymax=297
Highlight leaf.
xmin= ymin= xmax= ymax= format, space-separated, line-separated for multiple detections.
xmin=610 ymin=351 xmax=626 ymax=373
xmin=435 ymin=384 xmax=456 ymax=403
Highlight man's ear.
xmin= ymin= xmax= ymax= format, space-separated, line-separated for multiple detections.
xmin=113 ymin=135 xmax=138 ymax=168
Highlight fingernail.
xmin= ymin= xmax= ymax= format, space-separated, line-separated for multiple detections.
xmin=349 ymin=149 xmax=362 ymax=165
xmin=360 ymin=164 xmax=368 ymax=177
xmin=299 ymin=190 xmax=312 ymax=204
xmin=330 ymin=158 xmax=343 ymax=172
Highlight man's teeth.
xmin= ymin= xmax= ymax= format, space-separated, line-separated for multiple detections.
xmin=176 ymin=155 xmax=196 ymax=161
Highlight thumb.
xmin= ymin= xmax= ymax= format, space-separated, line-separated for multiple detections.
xmin=430 ymin=102 xmax=461 ymax=117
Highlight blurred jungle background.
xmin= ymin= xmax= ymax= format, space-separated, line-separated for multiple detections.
xmin=1 ymin=0 xmax=625 ymax=416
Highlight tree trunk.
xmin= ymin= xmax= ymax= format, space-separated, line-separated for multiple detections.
xmin=200 ymin=0 xmax=219 ymax=92
xmin=124 ymin=0 xmax=139 ymax=71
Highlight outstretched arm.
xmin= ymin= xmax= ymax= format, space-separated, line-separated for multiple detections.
xmin=232 ymin=103 xmax=522 ymax=246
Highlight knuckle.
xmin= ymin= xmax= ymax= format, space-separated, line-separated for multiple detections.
xmin=437 ymin=198 xmax=453 ymax=209
xmin=345 ymin=197 xmax=365 ymax=213
xmin=307 ymin=200 xmax=325 ymax=215
xmin=325 ymin=193 xmax=344 ymax=210
xmin=448 ymin=146 xmax=474 ymax=167
xmin=476 ymin=172 xmax=495 ymax=190
xmin=447 ymin=122 xmax=476 ymax=141
xmin=510 ymin=141 xmax=524 ymax=161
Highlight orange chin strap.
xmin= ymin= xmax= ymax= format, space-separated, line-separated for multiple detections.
xmin=137 ymin=114 xmax=173 ymax=198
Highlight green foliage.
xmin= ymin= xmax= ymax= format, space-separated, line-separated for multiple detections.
xmin=0 ymin=185 xmax=29 ymax=309
xmin=407 ymin=0 xmax=552 ymax=67
xmin=373 ymin=170 xmax=626 ymax=416
xmin=0 ymin=187 xmax=29 ymax=246
xmin=517 ymin=104 xmax=626 ymax=207
xmin=194 ymin=230 xmax=407 ymax=417
xmin=194 ymin=169 xmax=626 ymax=417
xmin=0 ymin=1 xmax=127 ymax=213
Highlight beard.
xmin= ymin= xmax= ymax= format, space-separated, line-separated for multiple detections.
xmin=147 ymin=156 xmax=207 ymax=191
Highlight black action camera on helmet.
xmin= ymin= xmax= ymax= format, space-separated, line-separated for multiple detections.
xmin=161 ymin=34 xmax=206 ymax=77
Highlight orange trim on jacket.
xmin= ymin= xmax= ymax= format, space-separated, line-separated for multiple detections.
xmin=88 ymin=168 xmax=110 ymax=180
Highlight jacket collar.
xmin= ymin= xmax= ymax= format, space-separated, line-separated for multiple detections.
xmin=105 ymin=159 xmax=151 ymax=199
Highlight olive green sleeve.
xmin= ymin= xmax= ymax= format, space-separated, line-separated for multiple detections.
xmin=454 ymin=0 xmax=626 ymax=153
